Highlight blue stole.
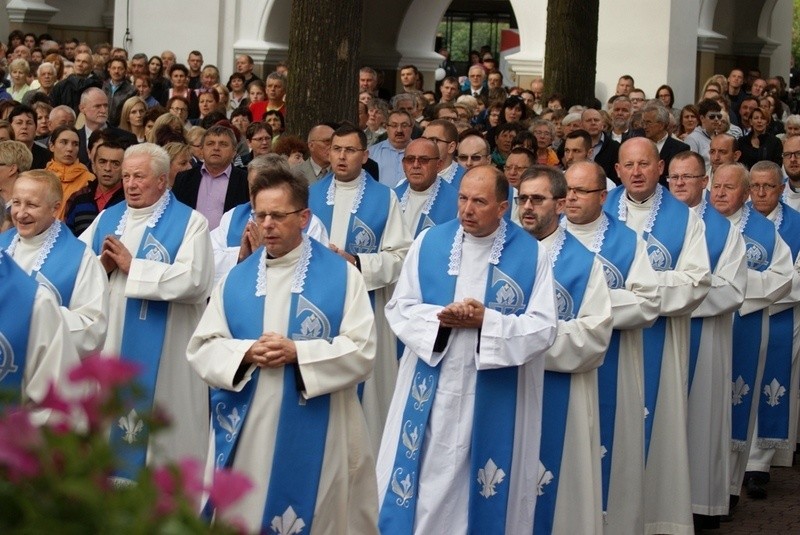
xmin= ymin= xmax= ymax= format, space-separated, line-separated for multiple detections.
xmin=440 ymin=162 xmax=466 ymax=191
xmin=758 ymin=203 xmax=800 ymax=446
xmin=309 ymin=173 xmax=390 ymax=256
xmin=533 ymin=230 xmax=594 ymax=534
xmin=688 ymin=199 xmax=732 ymax=391
xmin=592 ymin=215 xmax=636 ymax=514
xmin=605 ymin=185 xmax=688 ymax=458
xmin=379 ymin=219 xmax=539 ymax=534
xmin=209 ymin=239 xmax=346 ymax=533
xmin=225 ymin=202 xmax=252 ymax=247
xmin=394 ymin=178 xmax=459 ymax=238
xmin=0 ymin=250 xmax=37 ymax=403
xmin=90 ymin=192 xmax=193 ymax=479
xmin=731 ymin=206 xmax=775 ymax=447
xmin=0 ymin=222 xmax=85 ymax=307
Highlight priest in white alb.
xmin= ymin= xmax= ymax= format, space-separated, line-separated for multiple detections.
xmin=308 ymin=124 xmax=412 ymax=451
xmin=187 ymin=168 xmax=378 ymax=533
xmin=564 ymin=161 xmax=661 ymax=534
xmin=606 ymin=138 xmax=711 ymax=534
xmin=667 ymin=152 xmax=747 ymax=528
xmin=518 ymin=165 xmax=612 ymax=534
xmin=376 ymin=165 xmax=557 ymax=533
xmin=79 ymin=143 xmax=214 ymax=481
xmin=1 ymin=169 xmax=108 ymax=358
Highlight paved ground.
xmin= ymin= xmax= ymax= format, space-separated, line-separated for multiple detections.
xmin=716 ymin=461 xmax=800 ymax=534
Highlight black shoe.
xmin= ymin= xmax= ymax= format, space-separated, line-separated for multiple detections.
xmin=745 ymin=477 xmax=768 ymax=499
xmin=729 ymin=494 xmax=739 ymax=509
xmin=694 ymin=513 xmax=722 ymax=531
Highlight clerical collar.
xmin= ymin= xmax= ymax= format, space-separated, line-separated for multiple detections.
xmin=626 ymin=190 xmax=656 ymax=205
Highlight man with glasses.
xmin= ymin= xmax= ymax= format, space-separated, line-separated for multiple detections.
xmin=744 ymin=161 xmax=800 ymax=502
xmin=564 ymin=160 xmax=660 ymax=533
xmin=668 ymin=152 xmax=747 ymax=529
xmin=456 ymin=133 xmax=490 ymax=170
xmin=708 ymin=163 xmax=793 ymax=517
xmin=422 ymin=119 xmax=464 ymax=189
xmin=377 ymin=164 xmax=557 ymax=533
xmin=628 ymin=89 xmax=646 ymax=113
xmin=686 ymin=99 xmax=724 ymax=174
xmin=173 ymin=124 xmax=249 ymax=230
xmin=517 ymin=165 xmax=612 ymax=534
xmin=309 ymin=123 xmax=411 ymax=451
xmin=607 ymin=138 xmax=711 ymax=534
xmin=370 ymin=110 xmax=414 ymax=187
xmin=394 ymin=138 xmax=457 ymax=237
xmin=297 ymin=123 xmax=334 ymax=185
xmin=189 ymin=166 xmax=378 ymax=534
xmin=781 ymin=136 xmax=800 ymax=211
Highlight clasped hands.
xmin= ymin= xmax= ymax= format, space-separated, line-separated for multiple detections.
xmin=437 ymin=298 xmax=485 ymax=329
xmin=243 ymin=332 xmax=298 ymax=368
xmin=100 ymin=235 xmax=132 ymax=274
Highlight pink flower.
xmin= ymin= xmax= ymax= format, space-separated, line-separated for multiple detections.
xmin=68 ymin=354 xmax=140 ymax=390
xmin=0 ymin=409 xmax=42 ymax=480
xmin=39 ymin=381 xmax=71 ymax=416
xmin=152 ymin=458 xmax=207 ymax=515
xmin=177 ymin=457 xmax=205 ymax=505
xmin=208 ymin=468 xmax=253 ymax=513
xmin=153 ymin=465 xmax=178 ymax=515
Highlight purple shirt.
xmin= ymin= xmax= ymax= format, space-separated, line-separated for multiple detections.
xmin=196 ymin=164 xmax=232 ymax=230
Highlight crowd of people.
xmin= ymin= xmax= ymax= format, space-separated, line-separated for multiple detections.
xmin=2 ymin=29 xmax=800 ymax=534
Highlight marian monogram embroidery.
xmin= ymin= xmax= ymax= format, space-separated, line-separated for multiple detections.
xmin=350 ymin=216 xmax=377 ymax=254
xmin=390 ymin=468 xmax=415 ymax=507
xmin=645 ymin=233 xmax=672 ymax=271
xmin=411 ymin=372 xmax=434 ymax=410
xmin=118 ymin=409 xmax=144 ymax=444
xmin=743 ymin=237 xmax=769 ymax=271
xmin=0 ymin=333 xmax=18 ymax=382
xmin=764 ymin=378 xmax=786 ymax=407
xmin=292 ymin=295 xmax=332 ymax=342
xmin=597 ymin=255 xmax=625 ymax=289
xmin=270 ymin=506 xmax=305 ymax=535
xmin=554 ymin=280 xmax=574 ymax=321
xmin=487 ymin=266 xmax=525 ymax=314
xmin=142 ymin=233 xmax=171 ymax=263
xmin=477 ymin=458 xmax=506 ymax=498
xmin=732 ymin=376 xmax=751 ymax=406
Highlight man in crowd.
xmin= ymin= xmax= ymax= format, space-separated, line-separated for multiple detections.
xmin=187 ymin=50 xmax=203 ymax=89
xmin=173 ymin=124 xmax=249 ymax=231
xmin=377 ymin=164 xmax=557 ymax=533
xmin=582 ymin=108 xmax=619 ymax=183
xmin=103 ymin=57 xmax=137 ymax=127
xmin=641 ymin=103 xmax=689 ymax=185
xmin=308 ymin=124 xmax=411 ymax=450
xmin=1 ymin=169 xmax=108 ymax=359
xmin=456 ymin=133 xmax=491 ymax=170
xmin=780 ymin=136 xmax=800 ymax=211
xmin=667 ymin=151 xmax=747 ymax=530
xmin=708 ymin=163 xmax=792 ymax=516
xmin=49 ymin=51 xmax=102 ymax=113
xmin=297 ymin=123 xmax=334 ymax=184
xmin=393 ymin=138 xmax=458 ymax=237
xmin=709 ymin=133 xmax=741 ymax=180
xmin=628 ymin=89 xmax=647 ymax=113
xmin=685 ymin=99 xmax=724 ymax=174
xmin=518 ymin=165 xmax=612 ymax=533
xmin=76 ymin=88 xmax=137 ymax=169
xmin=744 ymin=161 xmax=800 ymax=500
xmin=370 ymin=110 xmax=413 ymax=187
xmin=80 ymin=143 xmax=214 ymax=480
xmin=463 ymin=65 xmax=487 ymax=98
xmin=564 ymin=160 xmax=660 ymax=533
xmin=399 ymin=65 xmax=419 ymax=93
xmin=422 ymin=119 xmax=464 ymax=189
xmin=438 ymin=76 xmax=460 ymax=104
xmin=609 ymin=96 xmax=634 ymax=143
xmin=235 ymin=54 xmax=260 ymax=86
xmin=188 ymin=167 xmax=378 ymax=534
xmin=607 ymin=138 xmax=711 ymax=533
xmin=615 ymin=75 xmax=634 ymax=96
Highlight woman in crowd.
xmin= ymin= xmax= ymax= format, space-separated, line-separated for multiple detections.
xmin=166 ymin=95 xmax=192 ymax=129
xmin=227 ymin=73 xmax=247 ymax=115
xmin=530 ymin=119 xmax=560 ymax=166
xmin=739 ymin=107 xmax=783 ymax=169
xmin=273 ymin=135 xmax=308 ymax=166
xmin=8 ymin=59 xmax=31 ymax=102
xmin=43 ymin=53 xmax=64 ymax=81
xmin=46 ymin=125 xmax=94 ymax=219
xmin=118 ymin=96 xmax=148 ymax=143
xmin=678 ymin=105 xmax=700 ymax=140
xmin=780 ymin=114 xmax=800 ymax=142
xmin=365 ymin=98 xmax=389 ymax=146
xmin=32 ymin=102 xmax=52 ymax=142
xmin=264 ymin=110 xmax=284 ymax=147
xmin=194 ymin=88 xmax=221 ymax=125
xmin=759 ymin=95 xmax=785 ymax=136
xmin=163 ymin=142 xmax=193 ymax=187
xmin=656 ymin=84 xmax=680 ymax=120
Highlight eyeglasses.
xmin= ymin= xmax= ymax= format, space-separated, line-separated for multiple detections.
xmin=504 ymin=165 xmax=528 ymax=173
xmin=402 ymin=156 xmax=438 ymax=165
xmin=423 ymin=136 xmax=449 ymax=145
xmin=516 ymin=194 xmax=559 ymax=205
xmin=629 ymin=97 xmax=645 ymax=102
xmin=253 ymin=208 xmax=304 ymax=222
xmin=170 ymin=107 xmax=188 ymax=113
xmin=457 ymin=154 xmax=487 ymax=163
xmin=310 ymin=138 xmax=331 ymax=145
xmin=387 ymin=122 xmax=412 ymax=129
xmin=330 ymin=145 xmax=365 ymax=156
xmin=566 ymin=186 xmax=605 ymax=196
xmin=250 ymin=136 xmax=271 ymax=143
xmin=705 ymin=113 xmax=723 ymax=120
xmin=782 ymin=150 xmax=800 ymax=160
xmin=666 ymin=174 xmax=705 ymax=182
xmin=750 ymin=183 xmax=779 ymax=192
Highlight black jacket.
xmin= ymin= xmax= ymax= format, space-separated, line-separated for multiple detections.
xmin=172 ymin=165 xmax=250 ymax=214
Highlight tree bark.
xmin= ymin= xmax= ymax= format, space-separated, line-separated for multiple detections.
xmin=544 ymin=0 xmax=599 ymax=108
xmin=286 ymin=0 xmax=362 ymax=138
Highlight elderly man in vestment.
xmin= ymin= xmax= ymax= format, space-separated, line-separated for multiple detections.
xmin=518 ymin=165 xmax=612 ymax=534
xmin=606 ymin=137 xmax=711 ymax=534
xmin=744 ymin=161 xmax=800 ymax=498
xmin=308 ymin=124 xmax=411 ymax=450
xmin=1 ymin=169 xmax=108 ymax=358
xmin=707 ymin=163 xmax=793 ymax=514
xmin=210 ymin=154 xmax=328 ymax=284
xmin=79 ymin=143 xmax=214 ymax=481
xmin=187 ymin=168 xmax=378 ymax=533
xmin=563 ymin=161 xmax=660 ymax=533
xmin=0 ymin=248 xmax=81 ymax=425
xmin=394 ymin=138 xmax=458 ymax=238
xmin=667 ymin=152 xmax=747 ymax=530
xmin=376 ymin=165 xmax=558 ymax=533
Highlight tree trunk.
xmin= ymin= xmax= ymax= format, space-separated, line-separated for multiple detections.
xmin=286 ymin=0 xmax=362 ymax=138
xmin=544 ymin=0 xmax=599 ymax=108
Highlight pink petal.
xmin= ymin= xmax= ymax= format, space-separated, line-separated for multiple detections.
xmin=39 ymin=382 xmax=72 ymax=415
xmin=178 ymin=457 xmax=206 ymax=501
xmin=68 ymin=354 xmax=140 ymax=389
xmin=209 ymin=468 xmax=253 ymax=513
